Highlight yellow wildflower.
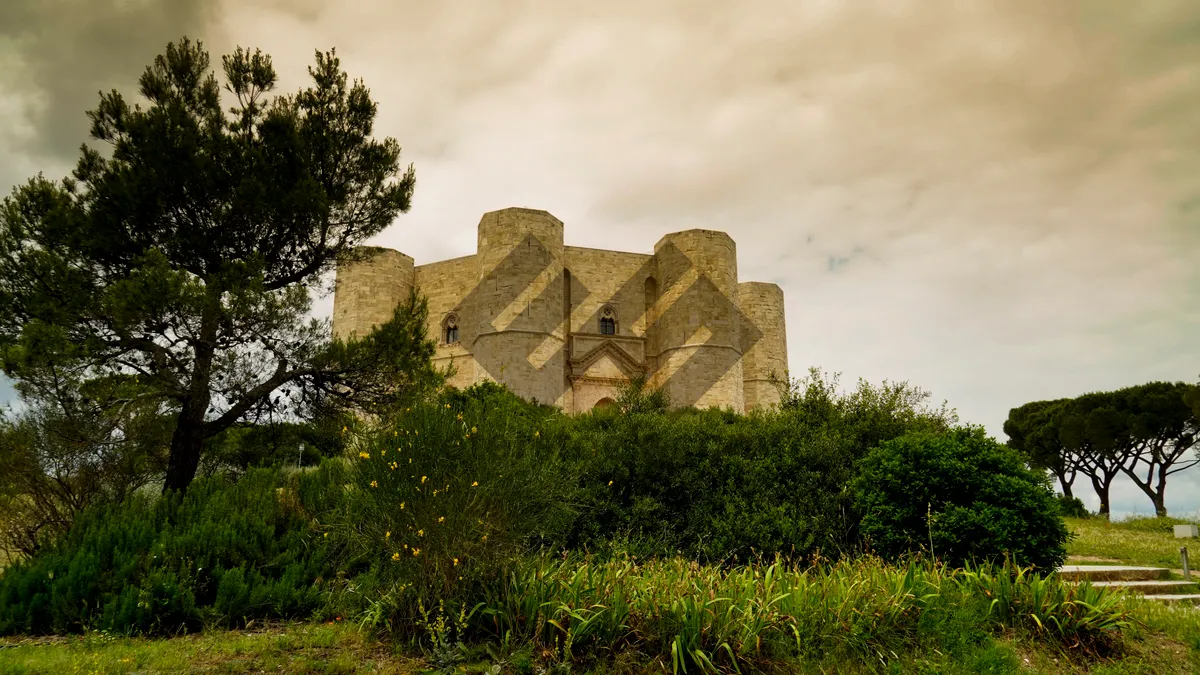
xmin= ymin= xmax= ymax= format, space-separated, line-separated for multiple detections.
xmin=608 ymin=481 xmax=613 ymax=486
xmin=409 ymin=458 xmax=412 ymax=464
xmin=359 ymin=452 xmax=370 ymax=459
xmin=412 ymin=548 xmax=420 ymax=556
xmin=342 ymin=426 xmax=347 ymax=434
xmin=370 ymin=480 xmax=378 ymax=488
xmin=456 ymin=413 xmax=463 ymax=421
xmin=421 ymin=476 xmax=427 ymax=484
xmin=445 ymin=403 xmax=451 ymax=409
xmin=471 ymin=426 xmax=477 ymax=434
xmin=482 ymin=535 xmax=488 ymax=542
xmin=324 ymin=532 xmax=329 ymax=538
xmin=534 ymin=430 xmax=540 ymax=438
xmin=438 ymin=517 xmax=445 ymax=523
xmin=391 ymin=552 xmax=400 ymax=561
xmin=381 ymin=449 xmax=387 ymax=456
xmin=471 ymin=481 xmax=479 ymax=487
xmin=415 ymin=429 xmax=419 ymax=436
xmin=418 ymin=529 xmax=424 ymax=537
xmin=453 ymin=558 xmax=459 ymax=566
xmin=400 ymin=502 xmax=405 ymax=509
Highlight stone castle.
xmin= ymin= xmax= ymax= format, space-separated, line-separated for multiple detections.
xmin=332 ymin=207 xmax=788 ymax=414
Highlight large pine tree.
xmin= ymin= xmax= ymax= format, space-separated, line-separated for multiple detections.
xmin=0 ymin=38 xmax=440 ymax=492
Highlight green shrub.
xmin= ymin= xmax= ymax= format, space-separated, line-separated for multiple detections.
xmin=562 ymin=407 xmax=863 ymax=562
xmin=1055 ymin=494 xmax=1090 ymax=519
xmin=852 ymin=427 xmax=1069 ymax=569
xmin=0 ymin=465 xmax=344 ymax=636
xmin=330 ymin=383 xmax=576 ymax=624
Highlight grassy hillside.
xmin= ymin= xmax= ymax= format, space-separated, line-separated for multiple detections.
xmin=1066 ymin=515 xmax=1199 ymax=569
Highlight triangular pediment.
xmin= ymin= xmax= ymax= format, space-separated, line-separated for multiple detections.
xmin=572 ymin=339 xmax=645 ymax=380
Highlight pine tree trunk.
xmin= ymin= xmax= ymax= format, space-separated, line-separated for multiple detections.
xmin=164 ymin=404 xmax=206 ymax=493
xmin=1092 ymin=476 xmax=1111 ymax=517
xmin=163 ymin=296 xmax=220 ymax=494
xmin=1055 ymin=471 xmax=1074 ymax=499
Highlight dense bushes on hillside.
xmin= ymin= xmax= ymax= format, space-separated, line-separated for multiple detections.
xmin=853 ymin=427 xmax=1069 ymax=569
xmin=0 ymin=467 xmax=342 ymax=635
xmin=0 ymin=379 xmax=1072 ymax=640
xmin=564 ymin=369 xmax=959 ymax=562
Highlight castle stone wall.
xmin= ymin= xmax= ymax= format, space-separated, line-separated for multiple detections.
xmin=332 ymin=247 xmax=414 ymax=341
xmin=650 ymin=230 xmax=744 ymax=411
xmin=331 ymin=208 xmax=788 ymax=414
xmin=563 ymin=247 xmax=654 ymax=337
xmin=737 ymin=282 xmax=788 ymax=411
xmin=471 ymin=209 xmax=569 ymax=408
xmin=414 ymin=254 xmax=478 ymax=389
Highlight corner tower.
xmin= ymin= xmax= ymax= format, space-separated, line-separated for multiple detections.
xmin=470 ymin=208 xmax=569 ymax=407
xmin=332 ymin=247 xmax=415 ymax=341
xmin=737 ymin=282 xmax=788 ymax=411
xmin=649 ymin=229 xmax=744 ymax=411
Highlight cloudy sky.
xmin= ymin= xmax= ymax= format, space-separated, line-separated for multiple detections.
xmin=2 ymin=0 xmax=1198 ymax=516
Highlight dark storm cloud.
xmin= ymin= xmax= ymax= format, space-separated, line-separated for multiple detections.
xmin=0 ymin=1 xmax=223 ymax=189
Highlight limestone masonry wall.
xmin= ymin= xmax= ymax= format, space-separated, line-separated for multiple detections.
xmin=414 ymin=254 xmax=478 ymax=390
xmin=332 ymin=247 xmax=414 ymax=341
xmin=331 ymin=207 xmax=789 ymax=414
xmin=737 ymin=282 xmax=788 ymax=411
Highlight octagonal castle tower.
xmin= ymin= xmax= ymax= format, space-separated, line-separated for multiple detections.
xmin=332 ymin=207 xmax=788 ymax=414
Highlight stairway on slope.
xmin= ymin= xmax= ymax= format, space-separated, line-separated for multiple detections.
xmin=1058 ymin=565 xmax=1200 ymax=605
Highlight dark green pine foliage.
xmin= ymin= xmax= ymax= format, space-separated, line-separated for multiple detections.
xmin=0 ymin=466 xmax=345 ymax=636
xmin=0 ymin=38 xmax=439 ymax=493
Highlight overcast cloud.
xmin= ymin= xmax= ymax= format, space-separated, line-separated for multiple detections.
xmin=1 ymin=0 xmax=1197 ymax=517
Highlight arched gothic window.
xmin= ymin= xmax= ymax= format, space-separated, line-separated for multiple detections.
xmin=599 ymin=305 xmax=617 ymax=335
xmin=444 ymin=314 xmax=460 ymax=344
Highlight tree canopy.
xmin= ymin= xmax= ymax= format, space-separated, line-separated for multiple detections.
xmin=1005 ymin=381 xmax=1199 ymax=517
xmin=0 ymin=38 xmax=441 ymax=492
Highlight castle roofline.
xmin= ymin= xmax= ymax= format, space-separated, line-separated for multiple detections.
xmin=480 ymin=206 xmax=563 ymax=224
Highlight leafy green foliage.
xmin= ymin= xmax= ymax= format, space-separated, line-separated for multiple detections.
xmin=564 ymin=407 xmax=859 ymax=562
xmin=565 ymin=370 xmax=958 ymax=563
xmin=0 ymin=374 xmax=172 ymax=558
xmin=330 ymin=383 xmax=576 ymax=627
xmin=853 ymin=427 xmax=1069 ymax=569
xmin=1006 ymin=382 xmax=1200 ymax=517
xmin=0 ymin=38 xmax=434 ymax=492
xmin=0 ymin=466 xmax=342 ymax=636
xmin=471 ymin=554 xmax=1132 ymax=673
xmin=1055 ymin=494 xmax=1090 ymax=519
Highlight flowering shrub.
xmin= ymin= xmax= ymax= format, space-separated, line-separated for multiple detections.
xmin=331 ymin=384 xmax=576 ymax=624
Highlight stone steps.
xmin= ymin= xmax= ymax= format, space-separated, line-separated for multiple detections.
xmin=1058 ymin=565 xmax=1200 ymax=606
xmin=1087 ymin=580 xmax=1198 ymax=595
xmin=1057 ymin=565 xmax=1169 ymax=582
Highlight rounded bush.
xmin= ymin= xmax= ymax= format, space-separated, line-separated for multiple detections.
xmin=1055 ymin=494 xmax=1090 ymax=519
xmin=851 ymin=426 xmax=1068 ymax=569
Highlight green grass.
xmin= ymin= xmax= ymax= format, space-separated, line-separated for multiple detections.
xmin=1066 ymin=516 xmax=1199 ymax=568
xmin=1 ymin=557 xmax=1198 ymax=674
xmin=0 ymin=621 xmax=421 ymax=674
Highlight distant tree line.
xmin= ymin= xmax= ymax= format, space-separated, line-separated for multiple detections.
xmin=1004 ymin=381 xmax=1200 ymax=517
